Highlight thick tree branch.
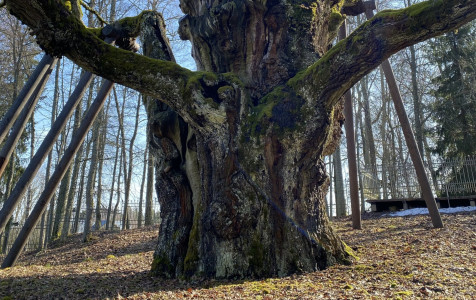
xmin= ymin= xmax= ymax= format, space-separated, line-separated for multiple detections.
xmin=290 ymin=0 xmax=476 ymax=110
xmin=5 ymin=0 xmax=229 ymax=130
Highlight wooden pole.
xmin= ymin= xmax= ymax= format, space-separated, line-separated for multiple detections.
xmin=339 ymin=22 xmax=362 ymax=230
xmin=0 ymin=55 xmax=55 ymax=145
xmin=1 ymin=79 xmax=114 ymax=268
xmin=0 ymin=58 xmax=58 ymax=178
xmin=0 ymin=71 xmax=94 ymax=235
xmin=364 ymin=3 xmax=443 ymax=228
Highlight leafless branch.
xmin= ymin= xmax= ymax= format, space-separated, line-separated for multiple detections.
xmin=80 ymin=0 xmax=108 ymax=25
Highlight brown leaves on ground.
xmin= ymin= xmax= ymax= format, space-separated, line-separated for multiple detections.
xmin=0 ymin=212 xmax=475 ymax=299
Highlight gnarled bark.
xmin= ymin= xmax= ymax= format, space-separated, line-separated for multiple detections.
xmin=5 ymin=0 xmax=476 ymax=278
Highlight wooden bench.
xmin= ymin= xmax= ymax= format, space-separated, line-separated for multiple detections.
xmin=366 ymin=196 xmax=476 ymax=212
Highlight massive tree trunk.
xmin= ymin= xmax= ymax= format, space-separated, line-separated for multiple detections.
xmin=5 ymin=0 xmax=476 ymax=279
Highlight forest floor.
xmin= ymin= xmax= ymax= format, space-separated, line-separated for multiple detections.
xmin=0 ymin=211 xmax=475 ymax=299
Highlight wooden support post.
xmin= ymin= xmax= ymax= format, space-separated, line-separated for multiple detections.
xmin=0 ymin=71 xmax=94 ymax=235
xmin=0 ymin=55 xmax=55 ymax=145
xmin=1 ymin=79 xmax=114 ymax=268
xmin=339 ymin=22 xmax=361 ymax=229
xmin=0 ymin=58 xmax=58 ymax=178
xmin=0 ymin=36 xmax=116 ymax=237
xmin=364 ymin=2 xmax=443 ymax=228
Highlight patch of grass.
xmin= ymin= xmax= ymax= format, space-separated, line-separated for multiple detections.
xmin=395 ymin=290 xmax=413 ymax=296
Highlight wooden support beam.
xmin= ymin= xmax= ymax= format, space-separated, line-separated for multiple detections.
xmin=0 ymin=55 xmax=55 ymax=145
xmin=1 ymin=79 xmax=114 ymax=268
xmin=0 ymin=58 xmax=58 ymax=178
xmin=339 ymin=22 xmax=361 ymax=230
xmin=364 ymin=2 xmax=443 ymax=228
xmin=0 ymin=71 xmax=94 ymax=235
xmin=0 ymin=37 xmax=116 ymax=237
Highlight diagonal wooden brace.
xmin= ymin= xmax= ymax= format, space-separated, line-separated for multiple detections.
xmin=1 ymin=77 xmax=115 ymax=268
xmin=0 ymin=55 xmax=56 ymax=145
xmin=0 ymin=58 xmax=58 ymax=178
xmin=363 ymin=2 xmax=443 ymax=228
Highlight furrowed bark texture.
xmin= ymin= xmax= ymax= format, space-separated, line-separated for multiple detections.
xmin=5 ymin=0 xmax=476 ymax=278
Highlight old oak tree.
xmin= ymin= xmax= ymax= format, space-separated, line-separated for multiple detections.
xmin=4 ymin=0 xmax=476 ymax=279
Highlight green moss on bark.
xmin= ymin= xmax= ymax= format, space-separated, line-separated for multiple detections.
xmin=62 ymin=0 xmax=72 ymax=11
xmin=328 ymin=8 xmax=345 ymax=34
xmin=343 ymin=242 xmax=359 ymax=261
xmin=151 ymin=252 xmax=175 ymax=277
xmin=183 ymin=205 xmax=202 ymax=277
xmin=248 ymin=235 xmax=265 ymax=276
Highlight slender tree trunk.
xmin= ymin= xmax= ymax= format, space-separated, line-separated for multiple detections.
xmin=111 ymin=142 xmax=123 ymax=230
xmin=38 ymin=210 xmax=46 ymax=250
xmin=44 ymin=61 xmax=61 ymax=246
xmin=328 ymin=156 xmax=333 ymax=218
xmin=333 ymin=146 xmax=347 ymax=217
xmin=51 ymin=64 xmax=78 ymax=239
xmin=126 ymin=96 xmax=141 ymax=228
xmin=52 ymin=165 xmax=71 ymax=239
xmin=380 ymin=68 xmax=389 ymax=200
xmin=115 ymin=92 xmax=141 ymax=230
xmin=94 ymin=121 xmax=105 ymax=230
xmin=355 ymin=101 xmax=366 ymax=212
xmin=49 ymin=73 xmax=69 ymax=241
xmin=360 ymin=77 xmax=377 ymax=173
xmin=94 ymin=99 xmax=110 ymax=230
xmin=82 ymin=97 xmax=102 ymax=241
xmin=40 ymin=101 xmax=56 ymax=249
xmin=138 ymin=146 xmax=148 ymax=228
xmin=397 ymin=128 xmax=412 ymax=197
xmin=408 ymin=44 xmax=425 ymax=159
xmin=61 ymin=97 xmax=83 ymax=238
xmin=72 ymin=137 xmax=91 ymax=233
xmin=144 ymin=145 xmax=154 ymax=226
xmin=73 ymin=80 xmax=95 ymax=233
xmin=72 ymin=139 xmax=90 ymax=233
xmin=114 ymin=92 xmax=127 ymax=230
xmin=358 ymin=75 xmax=381 ymax=200
xmin=11 ymin=19 xmax=21 ymax=101
xmin=24 ymin=114 xmax=35 ymax=222
xmin=389 ymin=115 xmax=398 ymax=198
xmin=106 ymin=121 xmax=120 ymax=230
xmin=1 ymin=156 xmax=15 ymax=253
xmin=424 ymin=137 xmax=439 ymax=189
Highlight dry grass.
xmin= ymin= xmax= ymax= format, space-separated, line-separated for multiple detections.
xmin=0 ymin=211 xmax=475 ymax=299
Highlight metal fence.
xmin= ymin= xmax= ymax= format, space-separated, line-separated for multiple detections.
xmin=0 ymin=204 xmax=161 ymax=254
xmin=361 ymin=156 xmax=476 ymax=200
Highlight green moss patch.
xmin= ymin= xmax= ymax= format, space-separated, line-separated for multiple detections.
xmin=150 ymin=252 xmax=174 ymax=277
